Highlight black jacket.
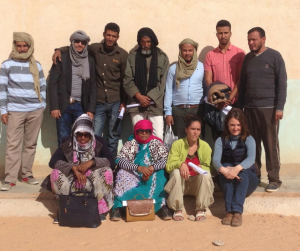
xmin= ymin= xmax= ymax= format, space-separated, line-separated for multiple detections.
xmin=48 ymin=51 xmax=97 ymax=115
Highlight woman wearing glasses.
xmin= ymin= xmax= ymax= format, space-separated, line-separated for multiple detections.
xmin=41 ymin=114 xmax=115 ymax=222
xmin=110 ymin=119 xmax=172 ymax=221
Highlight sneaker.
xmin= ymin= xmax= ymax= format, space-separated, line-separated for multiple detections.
xmin=1 ymin=182 xmax=16 ymax=191
xmin=265 ymin=183 xmax=280 ymax=192
xmin=22 ymin=176 xmax=39 ymax=185
xmin=53 ymin=217 xmax=59 ymax=224
xmin=100 ymin=214 xmax=106 ymax=222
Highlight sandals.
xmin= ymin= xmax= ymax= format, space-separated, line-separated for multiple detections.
xmin=173 ymin=211 xmax=184 ymax=221
xmin=161 ymin=206 xmax=172 ymax=220
xmin=110 ymin=208 xmax=121 ymax=221
xmin=195 ymin=211 xmax=206 ymax=222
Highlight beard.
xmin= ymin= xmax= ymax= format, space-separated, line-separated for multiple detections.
xmin=141 ymin=47 xmax=151 ymax=55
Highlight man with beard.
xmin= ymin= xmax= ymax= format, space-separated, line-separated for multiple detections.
xmin=123 ymin=28 xmax=169 ymax=140
xmin=238 ymin=27 xmax=287 ymax=192
xmin=52 ymin=23 xmax=128 ymax=159
xmin=164 ymin=38 xmax=205 ymax=138
xmin=204 ymin=20 xmax=245 ymax=107
xmin=0 ymin=32 xmax=46 ymax=190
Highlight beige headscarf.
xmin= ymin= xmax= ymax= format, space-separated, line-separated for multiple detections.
xmin=175 ymin=38 xmax=199 ymax=88
xmin=9 ymin=32 xmax=42 ymax=102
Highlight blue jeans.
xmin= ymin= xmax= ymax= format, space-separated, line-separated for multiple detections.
xmin=94 ymin=101 xmax=120 ymax=158
xmin=219 ymin=165 xmax=259 ymax=213
xmin=56 ymin=102 xmax=84 ymax=146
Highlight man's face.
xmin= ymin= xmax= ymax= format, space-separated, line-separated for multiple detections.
xmin=15 ymin=41 xmax=29 ymax=54
xmin=248 ymin=31 xmax=265 ymax=53
xmin=140 ymin=36 xmax=152 ymax=51
xmin=181 ymin=44 xmax=194 ymax=63
xmin=103 ymin=30 xmax=119 ymax=48
xmin=216 ymin=26 xmax=232 ymax=46
xmin=74 ymin=40 xmax=87 ymax=53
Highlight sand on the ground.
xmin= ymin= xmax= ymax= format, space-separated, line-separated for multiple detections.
xmin=0 ymin=214 xmax=299 ymax=251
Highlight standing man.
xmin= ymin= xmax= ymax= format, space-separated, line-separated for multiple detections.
xmin=52 ymin=23 xmax=128 ymax=158
xmin=164 ymin=38 xmax=205 ymax=138
xmin=49 ymin=30 xmax=96 ymax=146
xmin=0 ymin=32 xmax=46 ymax=190
xmin=238 ymin=27 xmax=287 ymax=192
xmin=204 ymin=20 xmax=245 ymax=106
xmin=123 ymin=27 xmax=169 ymax=140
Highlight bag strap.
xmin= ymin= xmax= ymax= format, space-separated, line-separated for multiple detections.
xmin=68 ymin=176 xmax=95 ymax=197
xmin=133 ymin=194 xmax=147 ymax=200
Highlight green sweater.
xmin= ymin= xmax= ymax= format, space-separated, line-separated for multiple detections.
xmin=166 ymin=138 xmax=212 ymax=174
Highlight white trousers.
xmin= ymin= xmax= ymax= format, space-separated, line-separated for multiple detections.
xmin=130 ymin=112 xmax=164 ymax=140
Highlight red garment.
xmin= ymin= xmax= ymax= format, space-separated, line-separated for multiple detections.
xmin=185 ymin=155 xmax=200 ymax=176
xmin=134 ymin=119 xmax=163 ymax=144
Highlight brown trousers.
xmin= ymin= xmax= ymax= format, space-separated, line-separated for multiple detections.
xmin=5 ymin=108 xmax=44 ymax=183
xmin=244 ymin=107 xmax=281 ymax=185
xmin=164 ymin=169 xmax=214 ymax=212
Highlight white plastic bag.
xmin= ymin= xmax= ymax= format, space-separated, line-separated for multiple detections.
xmin=163 ymin=126 xmax=178 ymax=151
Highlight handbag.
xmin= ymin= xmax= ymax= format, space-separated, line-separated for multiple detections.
xmin=163 ymin=125 xmax=178 ymax=151
xmin=125 ymin=194 xmax=155 ymax=222
xmin=58 ymin=176 xmax=101 ymax=228
xmin=203 ymin=102 xmax=226 ymax=135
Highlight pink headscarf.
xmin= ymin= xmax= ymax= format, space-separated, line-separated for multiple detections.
xmin=134 ymin=120 xmax=163 ymax=144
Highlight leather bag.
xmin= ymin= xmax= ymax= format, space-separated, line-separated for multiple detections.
xmin=58 ymin=177 xmax=101 ymax=228
xmin=126 ymin=194 xmax=155 ymax=222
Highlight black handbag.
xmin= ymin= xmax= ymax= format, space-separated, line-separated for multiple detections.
xmin=203 ymin=102 xmax=226 ymax=135
xmin=58 ymin=176 xmax=101 ymax=228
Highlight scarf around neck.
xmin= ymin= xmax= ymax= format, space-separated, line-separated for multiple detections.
xmin=175 ymin=38 xmax=199 ymax=88
xmin=72 ymin=114 xmax=95 ymax=163
xmin=10 ymin=32 xmax=42 ymax=102
xmin=69 ymin=30 xmax=90 ymax=80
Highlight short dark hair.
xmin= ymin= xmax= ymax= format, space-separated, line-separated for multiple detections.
xmin=216 ymin=20 xmax=231 ymax=30
xmin=248 ymin=27 xmax=265 ymax=37
xmin=104 ymin=23 xmax=120 ymax=34
xmin=222 ymin=108 xmax=250 ymax=141
xmin=184 ymin=114 xmax=202 ymax=128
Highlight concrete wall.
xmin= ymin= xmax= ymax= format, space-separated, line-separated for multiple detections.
xmin=0 ymin=0 xmax=299 ymax=177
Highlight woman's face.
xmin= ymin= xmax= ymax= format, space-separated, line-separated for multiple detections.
xmin=76 ymin=131 xmax=91 ymax=144
xmin=136 ymin=129 xmax=151 ymax=141
xmin=185 ymin=121 xmax=201 ymax=142
xmin=228 ymin=118 xmax=241 ymax=136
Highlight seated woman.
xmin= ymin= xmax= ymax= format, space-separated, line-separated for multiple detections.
xmin=165 ymin=114 xmax=214 ymax=222
xmin=41 ymin=114 xmax=115 ymax=221
xmin=213 ymin=108 xmax=259 ymax=227
xmin=111 ymin=120 xmax=172 ymax=221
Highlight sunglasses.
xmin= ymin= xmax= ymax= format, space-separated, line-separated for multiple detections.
xmin=76 ymin=132 xmax=91 ymax=138
xmin=136 ymin=129 xmax=151 ymax=134
xmin=74 ymin=40 xmax=87 ymax=45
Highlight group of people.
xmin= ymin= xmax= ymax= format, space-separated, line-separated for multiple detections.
xmin=0 ymin=19 xmax=287 ymax=227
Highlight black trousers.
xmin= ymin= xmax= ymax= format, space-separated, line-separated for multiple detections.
xmin=244 ymin=107 xmax=281 ymax=185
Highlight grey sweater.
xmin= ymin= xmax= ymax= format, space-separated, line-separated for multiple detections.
xmin=238 ymin=48 xmax=287 ymax=111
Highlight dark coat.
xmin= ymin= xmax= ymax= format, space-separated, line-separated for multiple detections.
xmin=41 ymin=135 xmax=115 ymax=191
xmin=48 ymin=51 xmax=97 ymax=115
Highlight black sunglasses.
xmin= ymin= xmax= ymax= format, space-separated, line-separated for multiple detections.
xmin=136 ymin=129 xmax=151 ymax=134
xmin=76 ymin=132 xmax=91 ymax=138
xmin=74 ymin=40 xmax=87 ymax=45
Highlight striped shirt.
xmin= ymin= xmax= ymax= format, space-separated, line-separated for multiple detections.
xmin=0 ymin=59 xmax=46 ymax=115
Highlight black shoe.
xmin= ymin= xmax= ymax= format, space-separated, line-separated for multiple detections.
xmin=161 ymin=206 xmax=172 ymax=220
xmin=110 ymin=208 xmax=121 ymax=221
xmin=265 ymin=183 xmax=280 ymax=192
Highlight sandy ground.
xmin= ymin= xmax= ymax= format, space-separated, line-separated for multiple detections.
xmin=0 ymin=214 xmax=299 ymax=251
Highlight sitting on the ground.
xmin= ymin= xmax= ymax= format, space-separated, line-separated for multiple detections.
xmin=164 ymin=114 xmax=214 ymax=222
xmin=41 ymin=114 xmax=115 ymax=221
xmin=111 ymin=119 xmax=172 ymax=221
xmin=213 ymin=108 xmax=259 ymax=227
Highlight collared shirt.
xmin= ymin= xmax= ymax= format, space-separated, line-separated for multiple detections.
xmin=164 ymin=61 xmax=204 ymax=116
xmin=204 ymin=44 xmax=245 ymax=103
xmin=0 ymin=59 xmax=46 ymax=115
xmin=88 ymin=40 xmax=128 ymax=103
